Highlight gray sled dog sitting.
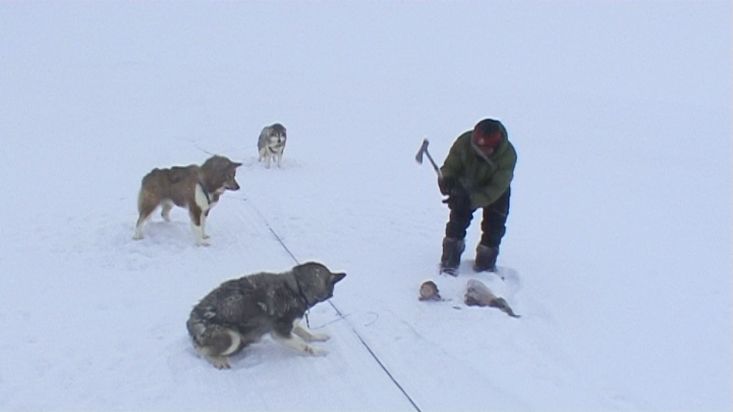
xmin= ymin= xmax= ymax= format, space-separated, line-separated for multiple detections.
xmin=132 ymin=155 xmax=242 ymax=246
xmin=257 ymin=123 xmax=287 ymax=168
xmin=186 ymin=262 xmax=347 ymax=369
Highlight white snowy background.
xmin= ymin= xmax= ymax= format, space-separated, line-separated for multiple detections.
xmin=1 ymin=2 xmax=730 ymax=411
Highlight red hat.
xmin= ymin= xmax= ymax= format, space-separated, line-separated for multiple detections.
xmin=471 ymin=118 xmax=504 ymax=152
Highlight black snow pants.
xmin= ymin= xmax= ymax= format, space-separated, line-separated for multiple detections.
xmin=444 ymin=187 xmax=511 ymax=248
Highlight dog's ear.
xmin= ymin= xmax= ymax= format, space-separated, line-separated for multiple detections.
xmin=330 ymin=272 xmax=346 ymax=285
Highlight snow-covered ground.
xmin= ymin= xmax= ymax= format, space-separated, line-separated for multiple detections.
xmin=1 ymin=2 xmax=730 ymax=411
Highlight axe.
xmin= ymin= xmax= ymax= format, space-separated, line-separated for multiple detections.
xmin=415 ymin=138 xmax=442 ymax=178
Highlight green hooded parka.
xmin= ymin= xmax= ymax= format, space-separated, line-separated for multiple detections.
xmin=440 ymin=125 xmax=517 ymax=209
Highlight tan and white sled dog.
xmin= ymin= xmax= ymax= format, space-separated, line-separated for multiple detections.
xmin=132 ymin=155 xmax=242 ymax=245
xmin=257 ymin=123 xmax=287 ymax=168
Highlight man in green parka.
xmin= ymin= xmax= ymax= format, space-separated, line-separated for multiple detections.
xmin=438 ymin=118 xmax=517 ymax=274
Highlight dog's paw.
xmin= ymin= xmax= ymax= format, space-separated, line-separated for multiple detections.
xmin=196 ymin=239 xmax=211 ymax=247
xmin=304 ymin=345 xmax=328 ymax=357
xmin=205 ymin=355 xmax=231 ymax=369
xmin=308 ymin=332 xmax=330 ymax=342
xmin=202 ymin=234 xmax=211 ymax=239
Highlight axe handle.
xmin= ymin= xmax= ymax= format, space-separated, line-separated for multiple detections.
xmin=424 ymin=150 xmax=442 ymax=178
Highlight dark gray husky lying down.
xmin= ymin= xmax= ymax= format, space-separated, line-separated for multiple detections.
xmin=187 ymin=262 xmax=346 ymax=369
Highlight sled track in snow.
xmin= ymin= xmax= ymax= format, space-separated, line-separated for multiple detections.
xmin=244 ymin=198 xmax=422 ymax=412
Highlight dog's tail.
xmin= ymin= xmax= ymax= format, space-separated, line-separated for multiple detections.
xmin=186 ymin=307 xmax=243 ymax=357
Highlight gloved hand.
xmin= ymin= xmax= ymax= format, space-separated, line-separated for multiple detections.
xmin=438 ymin=176 xmax=454 ymax=196
xmin=442 ymin=184 xmax=471 ymax=210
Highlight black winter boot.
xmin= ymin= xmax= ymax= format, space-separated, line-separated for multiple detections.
xmin=474 ymin=244 xmax=499 ymax=272
xmin=440 ymin=237 xmax=465 ymax=275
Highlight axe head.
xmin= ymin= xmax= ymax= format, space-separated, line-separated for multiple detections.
xmin=415 ymin=138 xmax=430 ymax=164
